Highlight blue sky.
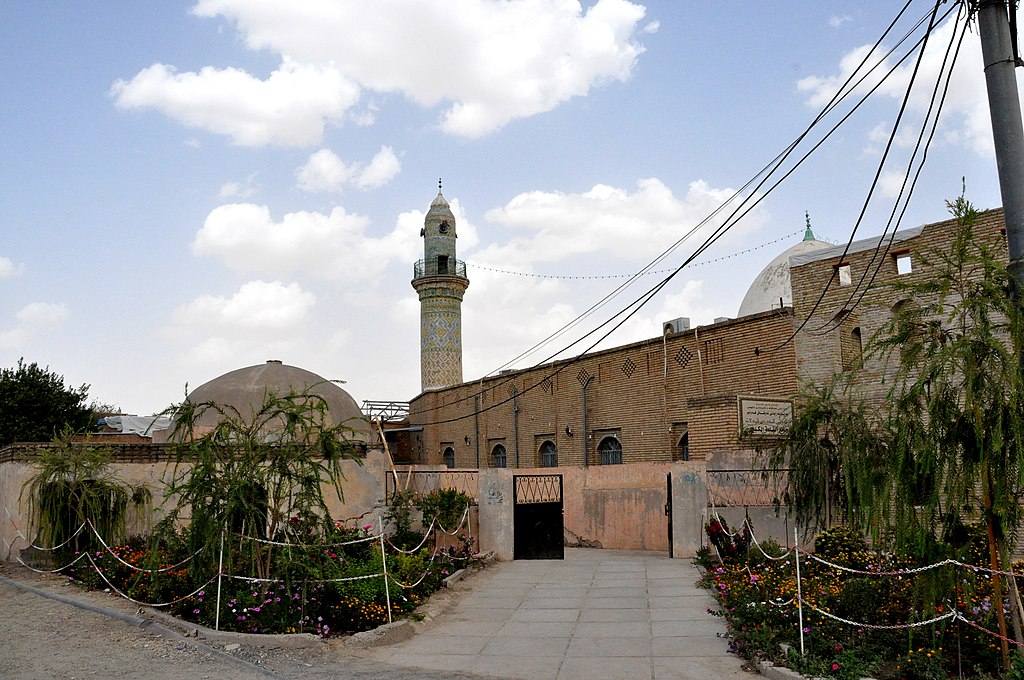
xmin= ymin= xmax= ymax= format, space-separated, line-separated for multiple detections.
xmin=0 ymin=1 xmax=1018 ymax=415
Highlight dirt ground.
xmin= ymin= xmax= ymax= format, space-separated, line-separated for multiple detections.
xmin=0 ymin=564 xmax=491 ymax=680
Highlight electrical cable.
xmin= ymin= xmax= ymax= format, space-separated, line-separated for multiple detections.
xmin=405 ymin=2 xmax=939 ymax=427
xmin=812 ymin=4 xmax=970 ymax=334
xmin=773 ymin=0 xmax=951 ymax=349
xmin=409 ymin=4 xmax=958 ymax=427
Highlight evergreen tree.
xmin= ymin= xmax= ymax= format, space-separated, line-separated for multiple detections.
xmin=0 ymin=359 xmax=92 ymax=446
xmin=771 ymin=197 xmax=1024 ymax=660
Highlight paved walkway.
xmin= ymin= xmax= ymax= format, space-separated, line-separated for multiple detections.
xmin=365 ymin=549 xmax=751 ymax=680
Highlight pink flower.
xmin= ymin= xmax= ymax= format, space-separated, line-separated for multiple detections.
xmin=831 ymin=664 xmax=839 ymax=671
xmin=363 ymin=524 xmax=373 ymax=531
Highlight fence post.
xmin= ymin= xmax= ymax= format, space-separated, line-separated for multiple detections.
xmin=379 ymin=517 xmax=393 ymax=624
xmin=215 ymin=529 xmax=225 ymax=632
xmin=794 ymin=527 xmax=804 ymax=656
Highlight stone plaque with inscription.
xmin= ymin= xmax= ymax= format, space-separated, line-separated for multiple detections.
xmin=738 ymin=397 xmax=793 ymax=437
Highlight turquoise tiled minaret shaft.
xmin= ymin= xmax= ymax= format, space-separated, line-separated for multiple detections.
xmin=412 ymin=186 xmax=469 ymax=391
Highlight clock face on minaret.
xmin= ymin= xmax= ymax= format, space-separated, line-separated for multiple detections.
xmin=412 ymin=184 xmax=469 ymax=392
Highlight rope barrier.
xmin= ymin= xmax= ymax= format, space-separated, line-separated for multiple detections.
xmin=954 ymin=611 xmax=1024 ymax=649
xmin=85 ymin=553 xmax=220 ymax=608
xmin=806 ymin=552 xmax=957 ymax=576
xmin=86 ymin=520 xmax=203 ymax=574
xmin=799 ymin=598 xmax=957 ymax=630
xmin=235 ymin=530 xmax=381 ymax=549
xmin=15 ymin=550 xmax=90 ymax=574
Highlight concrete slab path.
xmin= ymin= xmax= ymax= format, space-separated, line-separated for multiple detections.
xmin=365 ymin=548 xmax=753 ymax=680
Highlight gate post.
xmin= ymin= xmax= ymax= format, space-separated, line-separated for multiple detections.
xmin=669 ymin=462 xmax=707 ymax=558
xmin=477 ymin=468 xmax=514 ymax=560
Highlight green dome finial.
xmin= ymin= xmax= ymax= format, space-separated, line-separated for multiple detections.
xmin=803 ymin=211 xmax=815 ymax=241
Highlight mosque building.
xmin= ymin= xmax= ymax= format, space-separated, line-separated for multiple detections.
xmin=401 ymin=195 xmax=834 ymax=469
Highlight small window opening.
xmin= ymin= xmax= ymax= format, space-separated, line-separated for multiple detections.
xmin=443 ymin=446 xmax=455 ymax=469
xmin=678 ymin=432 xmax=690 ymax=461
xmin=539 ymin=440 xmax=557 ymax=467
xmin=597 ymin=436 xmax=623 ymax=465
xmin=491 ymin=443 xmax=507 ymax=468
xmin=437 ymin=254 xmax=449 ymax=275
xmin=896 ymin=253 xmax=912 ymax=275
xmin=837 ymin=264 xmax=852 ymax=286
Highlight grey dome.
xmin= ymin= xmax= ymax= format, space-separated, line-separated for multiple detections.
xmin=737 ymin=230 xmax=832 ymax=317
xmin=184 ymin=360 xmax=370 ymax=437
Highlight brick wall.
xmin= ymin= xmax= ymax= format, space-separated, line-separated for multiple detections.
xmin=790 ymin=207 xmax=1006 ymax=405
xmin=410 ymin=309 xmax=800 ymax=468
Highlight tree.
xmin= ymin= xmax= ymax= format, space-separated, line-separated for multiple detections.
xmin=770 ymin=197 xmax=1024 ymax=664
xmin=0 ymin=359 xmax=92 ymax=446
xmin=160 ymin=387 xmax=364 ymax=581
xmin=21 ymin=428 xmax=150 ymax=554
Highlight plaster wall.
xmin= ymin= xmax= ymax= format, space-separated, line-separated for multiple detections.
xmin=476 ymin=468 xmax=513 ymax=561
xmin=0 ymin=448 xmax=389 ymax=563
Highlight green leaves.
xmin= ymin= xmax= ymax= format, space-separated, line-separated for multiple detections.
xmin=160 ymin=386 xmax=364 ymax=581
xmin=21 ymin=428 xmax=150 ymax=553
xmin=0 ymin=359 xmax=92 ymax=446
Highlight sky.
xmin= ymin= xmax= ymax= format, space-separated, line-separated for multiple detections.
xmin=1 ymin=1 xmax=1020 ymax=416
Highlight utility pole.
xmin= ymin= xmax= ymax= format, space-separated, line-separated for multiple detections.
xmin=975 ymin=1 xmax=1024 ymax=669
xmin=977 ymin=0 xmax=1024 ymax=294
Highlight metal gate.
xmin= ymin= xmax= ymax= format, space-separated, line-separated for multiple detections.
xmin=665 ymin=472 xmax=673 ymax=558
xmin=513 ymin=474 xmax=564 ymax=560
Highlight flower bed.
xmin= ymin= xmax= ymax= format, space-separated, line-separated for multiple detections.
xmin=58 ymin=515 xmax=480 ymax=638
xmin=695 ymin=519 xmax=1021 ymax=679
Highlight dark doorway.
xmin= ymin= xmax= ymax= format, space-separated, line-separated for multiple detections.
xmin=513 ymin=474 xmax=563 ymax=560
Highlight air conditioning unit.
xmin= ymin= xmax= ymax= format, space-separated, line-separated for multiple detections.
xmin=662 ymin=317 xmax=691 ymax=335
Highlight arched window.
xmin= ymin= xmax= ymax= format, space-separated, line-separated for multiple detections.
xmin=491 ymin=443 xmax=507 ymax=468
xmin=677 ymin=432 xmax=690 ymax=461
xmin=597 ymin=436 xmax=622 ymax=465
xmin=539 ymin=440 xmax=557 ymax=467
xmin=442 ymin=446 xmax=455 ymax=469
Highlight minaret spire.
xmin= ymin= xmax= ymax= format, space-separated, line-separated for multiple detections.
xmin=412 ymin=182 xmax=469 ymax=391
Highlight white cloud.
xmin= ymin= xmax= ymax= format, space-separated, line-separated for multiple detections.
xmin=218 ymin=172 xmax=260 ymax=198
xmin=828 ymin=15 xmax=852 ymax=29
xmin=0 ymin=302 xmax=69 ymax=349
xmin=643 ymin=20 xmax=660 ymax=34
xmin=352 ymin=146 xmax=401 ymax=190
xmin=296 ymin=146 xmax=401 ymax=193
xmin=477 ymin=178 xmax=766 ymax=269
xmin=798 ymin=18 xmax=1015 ymax=156
xmin=295 ymin=149 xmax=355 ymax=193
xmin=116 ymin=0 xmax=649 ymax=142
xmin=111 ymin=60 xmax=360 ymax=147
xmin=191 ymin=202 xmax=424 ymax=282
xmin=0 ymin=256 xmax=23 ymax=279
xmin=174 ymin=280 xmax=316 ymax=330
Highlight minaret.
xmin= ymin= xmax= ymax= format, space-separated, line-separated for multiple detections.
xmin=412 ymin=181 xmax=469 ymax=391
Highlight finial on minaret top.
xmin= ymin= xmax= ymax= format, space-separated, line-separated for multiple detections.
xmin=803 ymin=211 xmax=815 ymax=241
xmin=438 ymin=177 xmax=442 ymax=192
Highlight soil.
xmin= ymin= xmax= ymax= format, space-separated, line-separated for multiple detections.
xmin=0 ymin=563 xmax=491 ymax=680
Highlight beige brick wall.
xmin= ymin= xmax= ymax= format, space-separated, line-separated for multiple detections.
xmin=410 ymin=310 xmax=800 ymax=468
xmin=790 ymin=207 xmax=1006 ymax=407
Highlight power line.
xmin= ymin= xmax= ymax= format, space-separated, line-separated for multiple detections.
xmin=406 ymin=1 xmax=945 ymax=427
xmin=463 ymin=229 xmax=808 ymax=281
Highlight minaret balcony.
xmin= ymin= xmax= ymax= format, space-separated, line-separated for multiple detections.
xmin=414 ymin=257 xmax=468 ymax=279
